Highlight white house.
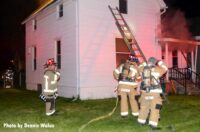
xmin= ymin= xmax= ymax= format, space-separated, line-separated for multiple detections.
xmin=22 ymin=0 xmax=169 ymax=99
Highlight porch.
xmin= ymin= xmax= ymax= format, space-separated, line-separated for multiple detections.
xmin=158 ymin=37 xmax=200 ymax=95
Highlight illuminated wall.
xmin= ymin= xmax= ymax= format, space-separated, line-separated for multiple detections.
xmin=24 ymin=0 xmax=165 ymax=99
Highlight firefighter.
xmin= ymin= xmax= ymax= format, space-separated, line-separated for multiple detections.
xmin=2 ymin=68 xmax=14 ymax=88
xmin=113 ymin=54 xmax=141 ymax=117
xmin=43 ymin=58 xmax=60 ymax=116
xmin=137 ymin=57 xmax=168 ymax=130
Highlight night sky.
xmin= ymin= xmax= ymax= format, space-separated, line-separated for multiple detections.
xmin=0 ymin=0 xmax=199 ymax=72
xmin=0 ymin=0 xmax=40 ymax=71
xmin=164 ymin=0 xmax=200 ymax=18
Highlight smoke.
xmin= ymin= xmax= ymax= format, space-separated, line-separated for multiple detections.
xmin=161 ymin=9 xmax=194 ymax=40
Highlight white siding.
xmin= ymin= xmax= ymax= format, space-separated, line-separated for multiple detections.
xmin=78 ymin=0 xmax=162 ymax=99
xmin=25 ymin=0 xmax=78 ymax=97
xmin=125 ymin=0 xmax=162 ymax=60
xmin=79 ymin=0 xmax=118 ymax=99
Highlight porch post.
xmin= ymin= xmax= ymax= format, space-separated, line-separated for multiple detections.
xmin=191 ymin=51 xmax=195 ymax=80
xmin=165 ymin=42 xmax=169 ymax=81
xmin=194 ymin=45 xmax=198 ymax=72
xmin=191 ymin=51 xmax=194 ymax=72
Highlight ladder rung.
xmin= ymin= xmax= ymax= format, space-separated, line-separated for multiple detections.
xmin=135 ymin=54 xmax=143 ymax=57
xmin=132 ymin=48 xmax=138 ymax=51
xmin=130 ymin=42 xmax=137 ymax=45
xmin=117 ymin=19 xmax=123 ymax=21
xmin=122 ymin=29 xmax=129 ymax=32
xmin=114 ymin=13 xmax=120 ymax=15
xmin=123 ymin=30 xmax=130 ymax=32
xmin=120 ymin=24 xmax=126 ymax=27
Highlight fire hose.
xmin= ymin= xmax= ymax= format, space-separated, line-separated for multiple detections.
xmin=78 ymin=95 xmax=119 ymax=132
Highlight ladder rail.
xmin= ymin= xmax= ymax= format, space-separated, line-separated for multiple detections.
xmin=109 ymin=5 xmax=134 ymax=54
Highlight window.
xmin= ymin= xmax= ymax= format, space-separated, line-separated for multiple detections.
xmin=119 ymin=0 xmax=128 ymax=14
xmin=32 ymin=19 xmax=37 ymax=31
xmin=115 ymin=38 xmax=129 ymax=66
xmin=172 ymin=50 xmax=178 ymax=68
xmin=57 ymin=4 xmax=63 ymax=18
xmin=32 ymin=46 xmax=37 ymax=70
xmin=56 ymin=40 xmax=61 ymax=69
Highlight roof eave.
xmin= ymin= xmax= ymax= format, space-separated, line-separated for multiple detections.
xmin=21 ymin=0 xmax=55 ymax=25
xmin=158 ymin=37 xmax=200 ymax=46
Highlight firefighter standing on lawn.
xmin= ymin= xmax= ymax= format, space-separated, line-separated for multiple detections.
xmin=43 ymin=58 xmax=60 ymax=116
xmin=137 ymin=57 xmax=168 ymax=130
xmin=113 ymin=54 xmax=141 ymax=117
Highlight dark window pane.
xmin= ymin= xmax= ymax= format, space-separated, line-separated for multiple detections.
xmin=34 ymin=47 xmax=36 ymax=58
xmin=56 ymin=41 xmax=61 ymax=69
xmin=172 ymin=50 xmax=177 ymax=57
xmin=34 ymin=59 xmax=37 ymax=70
xmin=172 ymin=57 xmax=178 ymax=68
xmin=119 ymin=0 xmax=127 ymax=14
xmin=57 ymin=55 xmax=61 ymax=69
xmin=34 ymin=20 xmax=37 ymax=30
xmin=34 ymin=47 xmax=37 ymax=70
xmin=59 ymin=4 xmax=63 ymax=17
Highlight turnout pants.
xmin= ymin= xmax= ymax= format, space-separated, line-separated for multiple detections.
xmin=45 ymin=96 xmax=55 ymax=116
xmin=138 ymin=92 xmax=162 ymax=127
xmin=118 ymin=86 xmax=139 ymax=117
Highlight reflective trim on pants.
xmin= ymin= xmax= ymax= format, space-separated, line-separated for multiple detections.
xmin=138 ymin=118 xmax=146 ymax=124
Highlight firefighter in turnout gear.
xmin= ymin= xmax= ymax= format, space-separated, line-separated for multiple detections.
xmin=113 ymin=54 xmax=141 ymax=117
xmin=137 ymin=57 xmax=168 ymax=130
xmin=43 ymin=58 xmax=60 ymax=116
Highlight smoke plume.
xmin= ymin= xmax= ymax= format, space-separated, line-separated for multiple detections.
xmin=162 ymin=9 xmax=194 ymax=40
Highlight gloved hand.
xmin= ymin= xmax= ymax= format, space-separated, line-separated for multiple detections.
xmin=54 ymin=92 xmax=58 ymax=99
xmin=39 ymin=94 xmax=46 ymax=102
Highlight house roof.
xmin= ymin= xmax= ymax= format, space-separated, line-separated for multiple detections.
xmin=158 ymin=37 xmax=200 ymax=52
xmin=21 ymin=0 xmax=56 ymax=24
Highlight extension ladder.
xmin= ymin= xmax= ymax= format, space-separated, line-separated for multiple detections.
xmin=108 ymin=6 xmax=147 ymax=63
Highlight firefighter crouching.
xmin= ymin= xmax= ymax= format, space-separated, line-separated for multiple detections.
xmin=42 ymin=58 xmax=60 ymax=116
xmin=137 ymin=57 xmax=168 ymax=130
xmin=113 ymin=54 xmax=141 ymax=117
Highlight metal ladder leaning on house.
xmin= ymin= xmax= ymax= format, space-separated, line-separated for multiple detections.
xmin=108 ymin=6 xmax=147 ymax=63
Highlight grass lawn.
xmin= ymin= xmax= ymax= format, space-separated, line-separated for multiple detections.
xmin=0 ymin=88 xmax=200 ymax=132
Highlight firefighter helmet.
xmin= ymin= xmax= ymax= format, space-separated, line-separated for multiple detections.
xmin=148 ymin=57 xmax=158 ymax=67
xmin=44 ymin=58 xmax=57 ymax=67
xmin=128 ymin=54 xmax=139 ymax=63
